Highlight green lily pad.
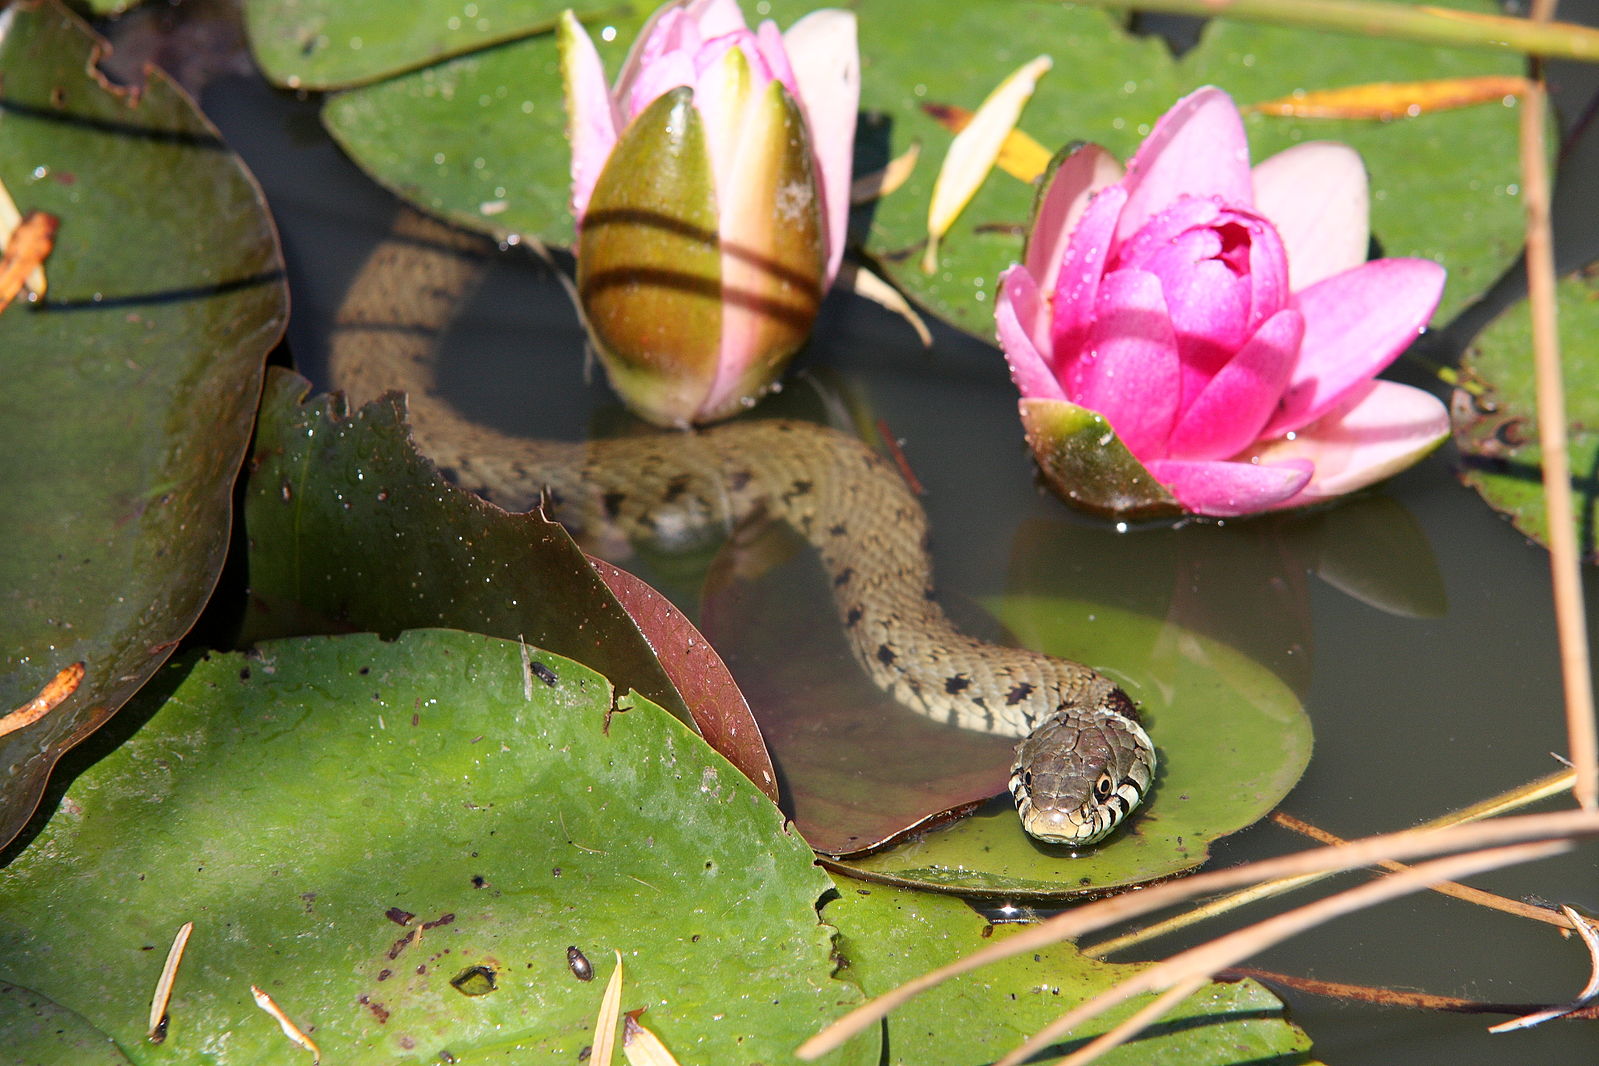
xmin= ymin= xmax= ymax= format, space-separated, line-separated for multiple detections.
xmin=1455 ymin=268 xmax=1599 ymax=562
xmin=241 ymin=369 xmax=777 ymax=796
xmin=319 ymin=6 xmax=651 ymax=246
xmin=859 ymin=0 xmax=1524 ymax=335
xmin=318 ymin=0 xmax=1520 ymax=337
xmin=824 ymin=880 xmax=1316 ymax=1064
xmin=0 ymin=630 xmax=875 ymax=1065
xmin=242 ymin=0 xmax=575 ymax=91
xmin=0 ymin=2 xmax=285 ymax=849
xmin=0 ymin=983 xmax=132 ymax=1065
xmin=833 ymin=595 xmax=1311 ymax=899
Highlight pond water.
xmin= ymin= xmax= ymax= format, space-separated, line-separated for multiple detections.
xmin=102 ymin=2 xmax=1599 ymax=1062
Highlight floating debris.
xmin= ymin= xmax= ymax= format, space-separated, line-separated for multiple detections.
xmin=146 ymin=920 xmax=194 ymax=1043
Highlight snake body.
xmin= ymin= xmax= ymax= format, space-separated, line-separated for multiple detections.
xmin=329 ymin=209 xmax=1155 ymax=845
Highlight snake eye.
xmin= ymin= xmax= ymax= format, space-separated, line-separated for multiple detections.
xmin=1094 ymin=773 xmax=1113 ymax=800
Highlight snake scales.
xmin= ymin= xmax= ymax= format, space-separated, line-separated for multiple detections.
xmin=328 ymin=207 xmax=1155 ymax=846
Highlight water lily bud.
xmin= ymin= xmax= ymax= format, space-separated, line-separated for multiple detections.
xmin=560 ymin=0 xmax=859 ymax=426
xmin=995 ymin=87 xmax=1450 ymax=518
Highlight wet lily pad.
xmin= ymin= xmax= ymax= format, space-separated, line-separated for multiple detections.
xmin=833 ymin=595 xmax=1311 ymax=900
xmin=0 ymin=630 xmax=874 ymax=1065
xmin=0 ymin=1 xmax=286 ymax=849
xmin=0 ymin=983 xmax=131 ymax=1065
xmin=242 ymin=370 xmax=776 ymax=796
xmin=824 ymin=880 xmax=1316 ymax=1064
xmin=318 ymin=0 xmax=1521 ymax=336
xmin=1455 ymin=269 xmax=1599 ymax=562
xmin=242 ymin=0 xmax=574 ymax=91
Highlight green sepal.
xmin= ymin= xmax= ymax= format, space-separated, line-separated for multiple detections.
xmin=577 ymin=87 xmax=723 ymax=428
xmin=1018 ymin=397 xmax=1183 ymax=520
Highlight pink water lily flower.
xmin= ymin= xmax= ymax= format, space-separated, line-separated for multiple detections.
xmin=996 ymin=86 xmax=1450 ymax=518
xmin=560 ymin=0 xmax=858 ymax=426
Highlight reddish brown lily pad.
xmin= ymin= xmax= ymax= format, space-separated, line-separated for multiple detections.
xmin=698 ymin=522 xmax=1017 ymax=857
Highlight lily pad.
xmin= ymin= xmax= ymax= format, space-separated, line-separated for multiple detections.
xmin=241 ymin=369 xmax=777 ymax=796
xmin=318 ymin=0 xmax=1521 ymax=337
xmin=832 ymin=595 xmax=1311 ymax=900
xmin=857 ymin=0 xmax=1524 ymax=335
xmin=0 ymin=630 xmax=874 ymax=1065
xmin=0 ymin=983 xmax=132 ymax=1066
xmin=1454 ymin=268 xmax=1599 ymax=561
xmin=242 ymin=0 xmax=574 ymax=91
xmin=0 ymin=1 xmax=285 ymax=849
xmin=824 ymin=880 xmax=1316 ymax=1064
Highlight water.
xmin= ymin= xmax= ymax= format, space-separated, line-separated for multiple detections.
xmin=107 ymin=3 xmax=1599 ymax=1061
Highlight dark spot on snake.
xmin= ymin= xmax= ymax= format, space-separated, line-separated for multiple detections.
xmin=531 ymin=661 xmax=558 ymax=686
xmin=833 ymin=567 xmax=854 ymax=587
xmin=471 ymin=875 xmax=487 ymax=888
xmin=845 ymin=606 xmax=863 ymax=627
xmin=602 ymin=490 xmax=626 ymax=518
xmin=828 ymin=522 xmax=847 ymax=536
xmin=945 ymin=674 xmax=971 ymax=694
xmin=663 ymin=474 xmax=691 ymax=502
xmin=876 ymin=644 xmax=896 ymax=665
xmin=786 ymin=478 xmax=814 ymax=499
xmin=1006 ymin=682 xmax=1035 ymax=706
xmin=729 ymin=469 xmax=752 ymax=490
xmin=437 ymin=465 xmax=461 ymax=483
xmin=358 ymin=994 xmax=390 ymax=1023
xmin=567 ymin=945 xmax=594 ymax=981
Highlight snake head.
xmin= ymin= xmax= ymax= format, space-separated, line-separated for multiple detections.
xmin=1008 ymin=694 xmax=1156 ymax=846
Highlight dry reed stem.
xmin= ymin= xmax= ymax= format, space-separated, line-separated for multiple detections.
xmin=796 ymin=809 xmax=1599 ymax=1058
xmin=1270 ymin=811 xmax=1575 ymax=929
xmin=1087 ymin=768 xmax=1575 ymax=957
xmin=992 ymin=841 xmax=1570 ymax=1066
xmin=1488 ymin=904 xmax=1599 ymax=1031
xmin=1523 ymin=1 xmax=1599 ymax=815
xmin=1220 ymin=966 xmax=1599 ymax=1019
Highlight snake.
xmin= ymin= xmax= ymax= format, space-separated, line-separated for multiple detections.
xmin=328 ymin=207 xmax=1155 ymax=846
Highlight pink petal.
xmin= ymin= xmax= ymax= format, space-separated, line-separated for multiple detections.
xmin=753 ymin=19 xmax=799 ymax=94
xmin=1024 ymin=143 xmax=1123 ymax=294
xmin=1166 ymin=308 xmax=1303 ymax=462
xmin=1048 ymin=182 xmax=1127 ymax=376
xmin=1252 ymin=380 xmax=1449 ymax=507
xmin=783 ymin=9 xmax=859 ymax=286
xmin=685 ymin=0 xmax=748 ymax=40
xmin=1117 ymin=86 xmax=1254 ymax=242
xmin=1252 ymin=141 xmax=1370 ymax=292
xmin=1147 ymin=457 xmax=1313 ymax=517
xmin=996 ymin=265 xmax=1066 ymax=401
xmin=617 ymin=0 xmax=747 ymax=112
xmin=558 ymin=11 xmax=620 ymax=222
xmin=1071 ymin=269 xmax=1181 ymax=461
xmin=1264 ymin=257 xmax=1446 ymax=437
